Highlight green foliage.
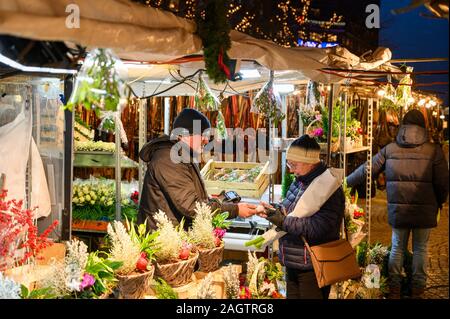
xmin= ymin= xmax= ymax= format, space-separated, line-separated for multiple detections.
xmin=264 ymin=261 xmax=283 ymax=282
xmin=126 ymin=218 xmax=160 ymax=263
xmin=152 ymin=278 xmax=178 ymax=299
xmin=72 ymin=204 xmax=137 ymax=222
xmin=321 ymin=102 xmax=355 ymax=139
xmin=85 ymin=251 xmax=122 ymax=297
xmin=196 ymin=0 xmax=231 ymax=84
xmin=21 ymin=285 xmax=57 ymax=299
xmin=356 ymin=241 xmax=369 ymax=267
xmin=66 ymin=49 xmax=122 ymax=114
xmin=281 ymin=173 xmax=295 ymax=199
xmin=245 ymin=236 xmax=264 ymax=249
xmin=212 ymin=210 xmax=232 ymax=229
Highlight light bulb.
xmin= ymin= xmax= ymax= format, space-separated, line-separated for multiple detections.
xmin=430 ymin=100 xmax=437 ymax=107
xmin=425 ymin=103 xmax=431 ymax=109
xmin=418 ymin=99 xmax=426 ymax=106
xmin=377 ymin=89 xmax=386 ymax=97
xmin=440 ymin=115 xmax=445 ymax=119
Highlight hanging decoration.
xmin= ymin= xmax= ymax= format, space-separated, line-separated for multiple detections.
xmin=196 ymin=0 xmax=232 ymax=84
xmin=379 ymin=79 xmax=397 ymax=112
xmin=250 ymin=79 xmax=285 ymax=126
xmin=395 ymin=67 xmax=414 ymax=111
xmin=194 ymin=72 xmax=227 ymax=139
xmin=306 ymin=81 xmax=321 ymax=109
xmin=66 ymin=48 xmax=125 ymax=114
xmin=97 ymin=111 xmax=129 ymax=145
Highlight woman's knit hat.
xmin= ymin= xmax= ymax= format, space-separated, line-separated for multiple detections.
xmin=286 ymin=134 xmax=321 ymax=164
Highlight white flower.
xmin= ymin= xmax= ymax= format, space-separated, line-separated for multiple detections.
xmin=66 ymin=278 xmax=81 ymax=292
xmin=363 ymin=264 xmax=381 ymax=289
xmin=0 ymin=273 xmax=21 ymax=299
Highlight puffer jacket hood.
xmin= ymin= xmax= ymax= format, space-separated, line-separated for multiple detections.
xmin=396 ymin=124 xmax=428 ymax=148
xmin=139 ymin=135 xmax=175 ymax=163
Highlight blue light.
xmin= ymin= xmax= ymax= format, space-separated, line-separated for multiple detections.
xmin=298 ymin=39 xmax=339 ymax=48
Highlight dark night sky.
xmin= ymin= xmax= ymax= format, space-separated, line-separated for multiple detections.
xmin=379 ymin=0 xmax=449 ymax=105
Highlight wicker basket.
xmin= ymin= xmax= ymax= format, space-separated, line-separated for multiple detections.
xmin=197 ymin=244 xmax=224 ymax=273
xmin=155 ymin=253 xmax=198 ymax=287
xmin=116 ymin=265 xmax=155 ymax=299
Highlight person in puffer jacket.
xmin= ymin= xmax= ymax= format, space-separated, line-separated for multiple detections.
xmin=347 ymin=109 xmax=449 ymax=299
xmin=261 ymin=135 xmax=345 ymax=299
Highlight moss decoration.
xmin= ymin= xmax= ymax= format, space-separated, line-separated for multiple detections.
xmin=196 ymin=0 xmax=232 ymax=84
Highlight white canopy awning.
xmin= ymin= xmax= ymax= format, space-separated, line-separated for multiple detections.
xmin=0 ymin=0 xmax=394 ymax=90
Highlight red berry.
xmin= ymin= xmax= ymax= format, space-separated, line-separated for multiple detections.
xmin=214 ymin=237 xmax=222 ymax=247
xmin=136 ymin=257 xmax=148 ymax=272
xmin=140 ymin=252 xmax=147 ymax=258
xmin=179 ymin=248 xmax=190 ymax=260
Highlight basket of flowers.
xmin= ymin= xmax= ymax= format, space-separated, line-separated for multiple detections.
xmin=153 ymin=211 xmax=198 ymax=287
xmin=33 ymin=239 xmax=122 ymax=299
xmin=188 ymin=203 xmax=231 ymax=272
xmin=107 ymin=219 xmax=158 ymax=299
xmin=238 ymin=251 xmax=285 ymax=299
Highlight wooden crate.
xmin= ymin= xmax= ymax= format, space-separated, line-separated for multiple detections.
xmin=201 ymin=160 xmax=270 ymax=199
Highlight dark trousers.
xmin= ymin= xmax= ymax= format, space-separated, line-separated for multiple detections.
xmin=286 ymin=268 xmax=331 ymax=299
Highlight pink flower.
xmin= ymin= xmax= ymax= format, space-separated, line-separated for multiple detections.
xmin=80 ymin=273 xmax=95 ymax=290
xmin=312 ymin=127 xmax=324 ymax=137
xmin=213 ymin=227 xmax=226 ymax=240
xmin=315 ymin=114 xmax=322 ymax=121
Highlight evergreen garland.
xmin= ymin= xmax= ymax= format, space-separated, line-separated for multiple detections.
xmin=196 ymin=0 xmax=232 ymax=84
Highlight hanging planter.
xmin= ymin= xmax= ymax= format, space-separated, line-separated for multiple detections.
xmin=251 ymin=79 xmax=285 ymax=126
xmin=65 ymin=48 xmax=126 ymax=114
xmin=194 ymin=72 xmax=227 ymax=139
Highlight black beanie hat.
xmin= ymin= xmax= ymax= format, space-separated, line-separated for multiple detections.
xmin=172 ymin=108 xmax=211 ymax=135
xmin=403 ymin=109 xmax=426 ymax=128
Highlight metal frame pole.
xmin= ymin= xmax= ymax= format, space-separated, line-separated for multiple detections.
xmin=326 ymin=84 xmax=334 ymax=166
xmin=115 ymin=111 xmax=122 ymax=221
xmin=366 ymin=98 xmax=374 ymax=245
xmin=138 ymin=98 xmax=147 ymax=202
xmin=62 ymin=75 xmax=74 ymax=241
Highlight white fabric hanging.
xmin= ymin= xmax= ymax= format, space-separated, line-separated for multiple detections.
xmin=0 ymin=107 xmax=51 ymax=218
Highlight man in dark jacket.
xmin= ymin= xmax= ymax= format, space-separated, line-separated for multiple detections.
xmin=347 ymin=109 xmax=449 ymax=299
xmin=138 ymin=108 xmax=257 ymax=230
xmin=260 ymin=135 xmax=345 ymax=299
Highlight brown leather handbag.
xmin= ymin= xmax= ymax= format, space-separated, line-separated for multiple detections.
xmin=301 ymin=233 xmax=361 ymax=288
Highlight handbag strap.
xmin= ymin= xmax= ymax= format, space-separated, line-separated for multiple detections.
xmin=300 ymin=235 xmax=312 ymax=253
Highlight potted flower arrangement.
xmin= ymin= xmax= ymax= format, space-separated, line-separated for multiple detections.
xmin=153 ymin=210 xmax=198 ymax=287
xmin=239 ymin=251 xmax=284 ymax=299
xmin=188 ymin=202 xmax=230 ymax=272
xmin=1 ymin=189 xmax=59 ymax=285
xmin=33 ymin=239 xmax=121 ymax=299
xmin=107 ymin=219 xmax=158 ymax=298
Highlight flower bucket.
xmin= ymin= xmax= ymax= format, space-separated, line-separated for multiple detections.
xmin=116 ymin=265 xmax=155 ymax=299
xmin=155 ymin=253 xmax=198 ymax=287
xmin=197 ymin=245 xmax=224 ymax=273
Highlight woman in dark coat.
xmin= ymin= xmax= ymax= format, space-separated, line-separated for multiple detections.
xmin=347 ymin=109 xmax=449 ymax=298
xmin=262 ymin=135 xmax=345 ymax=299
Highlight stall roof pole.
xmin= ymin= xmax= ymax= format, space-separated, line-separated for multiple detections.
xmin=62 ymin=75 xmax=74 ymax=241
xmin=326 ymin=85 xmax=334 ymax=166
xmin=115 ymin=112 xmax=121 ymax=221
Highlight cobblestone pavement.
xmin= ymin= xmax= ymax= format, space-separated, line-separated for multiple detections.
xmin=369 ymin=190 xmax=449 ymax=299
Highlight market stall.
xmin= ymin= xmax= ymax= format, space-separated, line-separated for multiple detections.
xmin=1 ymin=0 xmax=446 ymax=301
